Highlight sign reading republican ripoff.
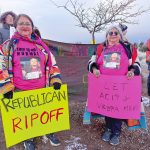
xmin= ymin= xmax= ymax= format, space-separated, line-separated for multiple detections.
xmin=0 ymin=84 xmax=70 ymax=148
xmin=88 ymin=74 xmax=141 ymax=119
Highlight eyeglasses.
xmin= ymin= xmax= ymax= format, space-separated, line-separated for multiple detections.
xmin=17 ymin=22 xmax=32 ymax=26
xmin=108 ymin=31 xmax=119 ymax=36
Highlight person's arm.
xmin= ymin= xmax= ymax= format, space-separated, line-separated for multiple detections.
xmin=49 ymin=52 xmax=62 ymax=90
xmin=87 ymin=52 xmax=100 ymax=77
xmin=88 ymin=53 xmax=99 ymax=73
xmin=0 ymin=40 xmax=14 ymax=97
xmin=37 ymin=37 xmax=62 ymax=90
xmin=88 ymin=44 xmax=104 ymax=74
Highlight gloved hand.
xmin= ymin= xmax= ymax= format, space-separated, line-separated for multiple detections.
xmin=93 ymin=67 xmax=100 ymax=77
xmin=3 ymin=91 xmax=13 ymax=99
xmin=53 ymin=82 xmax=61 ymax=90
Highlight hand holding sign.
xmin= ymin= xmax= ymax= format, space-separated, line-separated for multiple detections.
xmin=53 ymin=82 xmax=61 ymax=90
xmin=3 ymin=91 xmax=13 ymax=99
xmin=93 ymin=68 xmax=100 ymax=77
xmin=127 ymin=70 xmax=134 ymax=79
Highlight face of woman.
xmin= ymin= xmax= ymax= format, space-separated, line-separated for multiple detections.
xmin=30 ymin=58 xmax=38 ymax=69
xmin=107 ymin=28 xmax=121 ymax=45
xmin=16 ymin=16 xmax=32 ymax=37
xmin=5 ymin=14 xmax=14 ymax=25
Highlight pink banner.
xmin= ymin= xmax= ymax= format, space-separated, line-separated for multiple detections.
xmin=88 ymin=73 xmax=142 ymax=119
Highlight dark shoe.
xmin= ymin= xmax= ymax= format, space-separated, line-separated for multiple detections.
xmin=109 ymin=134 xmax=120 ymax=145
xmin=24 ymin=139 xmax=35 ymax=150
xmin=46 ymin=133 xmax=61 ymax=146
xmin=102 ymin=128 xmax=112 ymax=142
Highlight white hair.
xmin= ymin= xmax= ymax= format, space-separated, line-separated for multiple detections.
xmin=106 ymin=25 xmax=123 ymax=40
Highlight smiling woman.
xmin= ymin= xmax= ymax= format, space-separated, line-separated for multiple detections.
xmin=13 ymin=14 xmax=33 ymax=38
xmin=87 ymin=25 xmax=141 ymax=146
xmin=0 ymin=13 xmax=62 ymax=149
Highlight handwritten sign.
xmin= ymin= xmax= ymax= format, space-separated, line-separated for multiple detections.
xmin=0 ymin=84 xmax=70 ymax=148
xmin=88 ymin=74 xmax=141 ymax=119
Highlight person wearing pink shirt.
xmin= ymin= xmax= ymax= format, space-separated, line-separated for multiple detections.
xmin=0 ymin=14 xmax=62 ymax=150
xmin=88 ymin=25 xmax=141 ymax=145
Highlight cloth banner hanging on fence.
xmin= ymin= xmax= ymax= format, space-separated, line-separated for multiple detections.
xmin=44 ymin=39 xmax=98 ymax=95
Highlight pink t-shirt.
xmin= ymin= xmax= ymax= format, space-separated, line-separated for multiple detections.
xmin=97 ymin=44 xmax=129 ymax=75
xmin=13 ymin=40 xmax=47 ymax=90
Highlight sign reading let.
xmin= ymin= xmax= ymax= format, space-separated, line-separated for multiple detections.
xmin=0 ymin=84 xmax=70 ymax=148
xmin=88 ymin=74 xmax=141 ymax=119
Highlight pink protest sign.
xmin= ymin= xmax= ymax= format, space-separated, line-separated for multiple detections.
xmin=87 ymin=73 xmax=141 ymax=119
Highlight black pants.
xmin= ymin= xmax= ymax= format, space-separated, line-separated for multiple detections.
xmin=105 ymin=116 xmax=122 ymax=135
xmin=147 ymin=73 xmax=150 ymax=96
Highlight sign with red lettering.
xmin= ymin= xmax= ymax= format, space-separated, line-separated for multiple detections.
xmin=0 ymin=84 xmax=70 ymax=148
xmin=88 ymin=74 xmax=141 ymax=119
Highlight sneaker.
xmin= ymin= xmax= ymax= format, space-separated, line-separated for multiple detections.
xmin=24 ymin=140 xmax=35 ymax=150
xmin=102 ymin=128 xmax=112 ymax=142
xmin=46 ymin=133 xmax=61 ymax=146
xmin=109 ymin=134 xmax=120 ymax=145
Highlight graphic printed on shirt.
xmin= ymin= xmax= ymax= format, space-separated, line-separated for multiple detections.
xmin=103 ymin=52 xmax=121 ymax=69
xmin=16 ymin=47 xmax=39 ymax=57
xmin=20 ymin=57 xmax=42 ymax=80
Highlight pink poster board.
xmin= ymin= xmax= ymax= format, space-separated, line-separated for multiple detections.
xmin=88 ymin=73 xmax=141 ymax=119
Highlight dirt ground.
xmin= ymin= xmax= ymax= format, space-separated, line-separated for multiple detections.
xmin=0 ymin=64 xmax=150 ymax=150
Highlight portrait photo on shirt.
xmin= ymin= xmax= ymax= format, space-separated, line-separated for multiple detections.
xmin=20 ymin=57 xmax=42 ymax=80
xmin=103 ymin=52 xmax=121 ymax=69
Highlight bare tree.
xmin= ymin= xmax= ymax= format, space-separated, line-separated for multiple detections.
xmin=49 ymin=0 xmax=149 ymax=43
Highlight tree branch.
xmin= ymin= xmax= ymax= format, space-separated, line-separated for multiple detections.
xmin=49 ymin=0 xmax=150 ymax=41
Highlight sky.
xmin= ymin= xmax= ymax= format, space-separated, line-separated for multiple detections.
xmin=0 ymin=0 xmax=150 ymax=44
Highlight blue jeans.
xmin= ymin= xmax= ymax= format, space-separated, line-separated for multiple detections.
xmin=105 ymin=116 xmax=122 ymax=135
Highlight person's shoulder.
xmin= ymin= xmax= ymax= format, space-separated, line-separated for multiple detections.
xmin=95 ymin=42 xmax=106 ymax=56
xmin=97 ymin=42 xmax=106 ymax=50
xmin=0 ymin=23 xmax=9 ymax=32
xmin=121 ymin=41 xmax=135 ymax=50
xmin=97 ymin=41 xmax=106 ymax=46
